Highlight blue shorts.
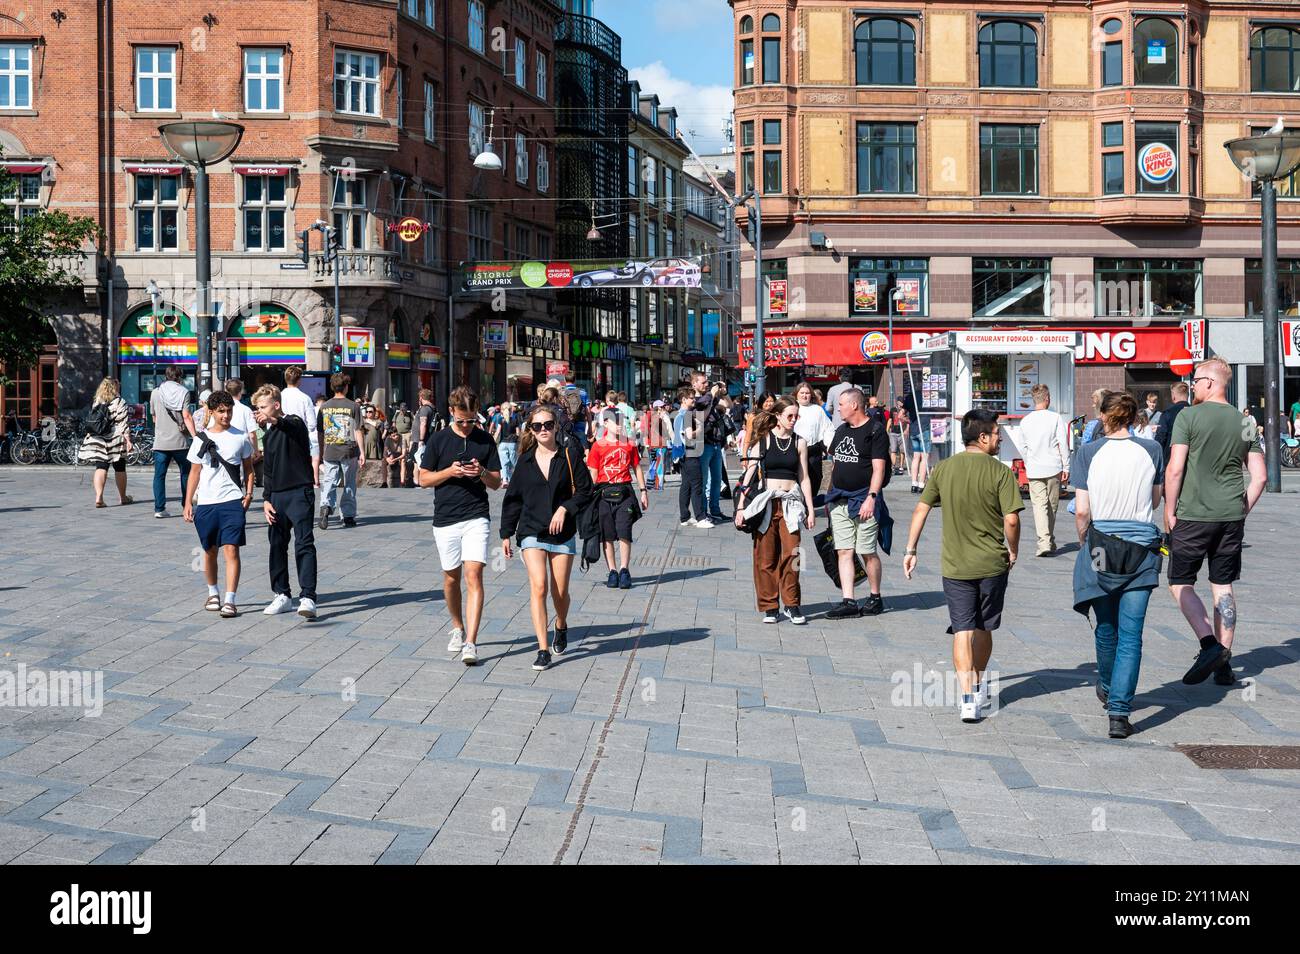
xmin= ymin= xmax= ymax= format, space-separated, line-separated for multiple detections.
xmin=520 ymin=535 xmax=577 ymax=555
xmin=194 ymin=501 xmax=247 ymax=550
xmin=910 ymin=436 xmax=924 ymax=454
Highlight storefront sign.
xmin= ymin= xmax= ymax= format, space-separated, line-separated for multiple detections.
xmin=572 ymin=339 xmax=629 ymax=362
xmin=896 ymin=279 xmax=921 ymax=314
xmin=853 ymin=278 xmax=878 ymax=314
xmin=859 ymin=331 xmax=889 ymax=361
xmin=461 ymin=257 xmax=702 ymax=291
xmin=769 ymin=279 xmax=788 ymax=316
xmin=1138 ymin=142 xmax=1177 ymax=185
xmin=233 ymin=165 xmax=292 ymax=176
xmin=341 ymin=326 xmax=376 ymax=367
xmin=956 ymin=331 xmax=1079 ymax=353
xmin=119 ymin=337 xmax=199 ymax=364
xmin=228 ymin=306 xmax=307 ymax=365
xmin=518 ymin=325 xmax=563 ymax=353
xmin=1182 ymin=319 xmax=1206 ymax=360
xmin=386 ymin=342 xmax=412 ymax=370
xmin=418 ymin=346 xmax=442 ymax=372
xmin=1284 ymin=321 xmax=1300 ymax=368
xmin=122 ymin=163 xmax=182 ymax=174
xmin=392 ymin=216 xmax=429 ymax=243
xmin=482 ymin=319 xmax=508 ymax=351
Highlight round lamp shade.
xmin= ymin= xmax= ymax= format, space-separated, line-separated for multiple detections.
xmin=158 ymin=121 xmax=245 ymax=166
xmin=1225 ymin=132 xmax=1300 ymax=183
xmin=473 ymin=143 xmax=503 ymax=171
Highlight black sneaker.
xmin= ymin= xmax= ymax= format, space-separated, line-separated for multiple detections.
xmin=861 ymin=594 xmax=884 ymax=616
xmin=318 ymin=506 xmax=330 ymax=530
xmin=782 ymin=605 xmax=807 ymax=625
xmin=552 ymin=627 xmax=568 ymax=656
xmin=825 ymin=599 xmax=861 ymax=620
xmin=1096 ymin=681 xmax=1109 ymax=711
xmin=618 ymin=568 xmax=632 ymax=589
xmin=1213 ymin=655 xmax=1236 ymax=686
xmin=762 ymin=609 xmax=779 ymax=624
xmin=343 ymin=517 xmax=357 ymax=528
xmin=532 ymin=650 xmax=552 ymax=671
xmin=606 ymin=570 xmax=619 ymax=588
xmin=1183 ymin=642 xmax=1230 ymax=685
xmin=1108 ymin=716 xmax=1133 ymax=739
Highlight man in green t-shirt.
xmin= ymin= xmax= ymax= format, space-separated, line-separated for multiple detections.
xmin=903 ymin=409 xmax=1023 ymax=724
xmin=1165 ymin=358 xmax=1267 ymax=687
xmin=1290 ymin=399 xmax=1300 ymax=437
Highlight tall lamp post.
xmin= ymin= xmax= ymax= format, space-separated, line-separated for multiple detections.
xmin=734 ymin=189 xmax=764 ymax=400
xmin=1225 ymin=126 xmax=1300 ymax=494
xmin=158 ymin=121 xmax=244 ymax=394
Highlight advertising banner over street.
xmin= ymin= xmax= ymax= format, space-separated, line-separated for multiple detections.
xmin=461 ymin=257 xmax=702 ymax=291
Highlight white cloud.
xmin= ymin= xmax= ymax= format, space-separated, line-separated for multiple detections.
xmin=626 ymin=61 xmax=733 ymax=155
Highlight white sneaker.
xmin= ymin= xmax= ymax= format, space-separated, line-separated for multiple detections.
xmin=461 ymin=642 xmax=479 ymax=666
xmin=262 ymin=594 xmax=293 ymax=615
xmin=960 ymin=694 xmax=981 ymax=723
xmin=154 ymin=509 xmax=169 ymax=519
xmin=679 ymin=519 xmax=695 ymax=527
xmin=447 ymin=628 xmax=465 ymax=653
xmin=694 ymin=518 xmax=715 ymax=529
xmin=297 ymin=598 xmax=317 ymax=619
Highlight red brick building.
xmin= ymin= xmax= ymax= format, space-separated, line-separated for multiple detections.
xmin=0 ymin=0 xmax=561 ymax=423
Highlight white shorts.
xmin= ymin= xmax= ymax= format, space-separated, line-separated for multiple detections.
xmin=434 ymin=517 xmax=491 ymax=571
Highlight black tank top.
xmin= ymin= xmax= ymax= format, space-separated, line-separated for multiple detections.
xmin=761 ymin=433 xmax=800 ymax=481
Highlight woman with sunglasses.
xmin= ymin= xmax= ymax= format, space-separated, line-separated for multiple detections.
xmin=500 ymin=405 xmax=593 ymax=671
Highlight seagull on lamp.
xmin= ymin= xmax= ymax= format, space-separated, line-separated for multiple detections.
xmin=1267 ymin=116 xmax=1286 ymax=135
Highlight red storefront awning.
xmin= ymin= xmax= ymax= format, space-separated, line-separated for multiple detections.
xmin=1 ymin=161 xmax=47 ymax=174
xmin=232 ymin=165 xmax=292 ymax=175
xmin=122 ymin=163 xmax=183 ymax=174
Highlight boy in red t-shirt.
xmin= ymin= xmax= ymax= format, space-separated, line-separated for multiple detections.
xmin=587 ymin=411 xmax=649 ymax=589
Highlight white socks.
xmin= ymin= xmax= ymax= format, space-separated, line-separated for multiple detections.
xmin=208 ymin=584 xmax=219 ymax=597
xmin=224 ymin=592 xmax=237 ymax=606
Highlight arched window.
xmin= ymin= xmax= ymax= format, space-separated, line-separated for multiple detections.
xmin=739 ymin=15 xmax=752 ymax=34
xmin=1134 ymin=18 xmax=1178 ymax=86
xmin=760 ymin=14 xmax=781 ymax=84
xmin=855 ymin=18 xmax=916 ymax=86
xmin=761 ymin=14 xmax=780 ymax=32
xmin=978 ymin=21 xmax=1038 ymax=88
xmin=1251 ymin=27 xmax=1300 ymax=92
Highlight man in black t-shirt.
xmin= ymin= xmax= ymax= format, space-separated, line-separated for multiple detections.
xmin=825 ymin=388 xmax=892 ymax=619
xmin=418 ymin=386 xmax=502 ymax=666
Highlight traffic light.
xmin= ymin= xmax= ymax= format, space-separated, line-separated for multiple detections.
xmin=330 ymin=344 xmax=343 ymax=373
xmin=297 ymin=228 xmax=311 ymax=265
xmin=326 ymin=226 xmax=341 ymax=262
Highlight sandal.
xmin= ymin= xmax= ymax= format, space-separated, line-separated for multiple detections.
xmin=220 ymin=603 xmax=238 ymax=618
xmin=120 ymin=496 xmax=134 ymax=506
xmin=95 ymin=501 xmax=107 ymax=508
xmin=205 ymin=595 xmax=221 ymax=612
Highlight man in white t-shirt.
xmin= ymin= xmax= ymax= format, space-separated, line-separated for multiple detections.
xmin=280 ymin=366 xmax=320 ymax=485
xmin=183 ymin=390 xmax=254 ymax=618
xmin=1018 ymin=384 xmax=1069 ymax=557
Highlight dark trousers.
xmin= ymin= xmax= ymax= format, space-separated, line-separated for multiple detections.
xmin=267 ymin=486 xmax=318 ymax=600
xmin=679 ymin=455 xmax=706 ymax=521
xmin=807 ymin=450 xmax=824 ymax=502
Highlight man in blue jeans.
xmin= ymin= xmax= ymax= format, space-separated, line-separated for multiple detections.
xmin=149 ymin=365 xmax=196 ymax=517
xmin=690 ymin=372 xmax=731 ymax=523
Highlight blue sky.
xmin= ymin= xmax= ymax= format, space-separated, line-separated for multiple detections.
xmin=595 ymin=0 xmax=734 ymax=153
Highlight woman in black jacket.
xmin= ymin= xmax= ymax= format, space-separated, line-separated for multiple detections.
xmin=500 ymin=404 xmax=594 ymax=671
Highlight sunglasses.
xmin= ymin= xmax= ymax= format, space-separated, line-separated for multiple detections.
xmin=528 ymin=420 xmax=556 ymax=432
xmin=453 ymin=418 xmax=476 ymax=427
xmin=1192 ymin=376 xmax=1212 ymax=385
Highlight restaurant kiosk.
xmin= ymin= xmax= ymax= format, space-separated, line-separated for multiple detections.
xmin=878 ymin=329 xmax=1081 ymax=465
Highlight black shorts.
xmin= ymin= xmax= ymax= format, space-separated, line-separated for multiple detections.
xmin=1168 ymin=518 xmax=1245 ymax=586
xmin=942 ymin=573 xmax=1009 ymax=634
xmin=598 ymin=487 xmax=636 ymax=543
xmin=95 ymin=459 xmax=126 ymax=473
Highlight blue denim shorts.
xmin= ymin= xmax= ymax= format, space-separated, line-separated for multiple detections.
xmin=194 ymin=500 xmax=247 ymax=550
xmin=520 ymin=535 xmax=577 ymax=555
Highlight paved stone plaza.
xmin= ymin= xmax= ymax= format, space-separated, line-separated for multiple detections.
xmin=1 ymin=465 xmax=1298 ymax=865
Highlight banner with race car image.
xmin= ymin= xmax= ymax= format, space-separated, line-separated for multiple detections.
xmin=461 ymin=257 xmax=703 ymax=292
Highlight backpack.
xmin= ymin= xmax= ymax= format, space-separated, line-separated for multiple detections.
xmin=703 ymin=400 xmax=734 ymax=445
xmin=393 ymin=409 xmax=413 ymax=434
xmin=87 ymin=402 xmax=114 ymax=438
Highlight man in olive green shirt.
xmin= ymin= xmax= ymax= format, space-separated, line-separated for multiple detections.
xmin=904 ymin=409 xmax=1023 ymax=724
xmin=1165 ymin=358 xmax=1267 ymax=687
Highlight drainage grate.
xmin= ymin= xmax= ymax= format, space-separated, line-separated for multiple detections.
xmin=634 ymin=554 xmax=714 ymax=568
xmin=1176 ymin=745 xmax=1300 ymax=770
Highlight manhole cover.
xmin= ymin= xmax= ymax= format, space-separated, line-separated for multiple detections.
xmin=1176 ymin=745 xmax=1300 ymax=770
xmin=634 ymin=555 xmax=713 ymax=568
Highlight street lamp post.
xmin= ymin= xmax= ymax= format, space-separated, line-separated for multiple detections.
xmin=734 ymin=189 xmax=764 ymax=400
xmin=158 ymin=121 xmax=244 ymax=395
xmin=1225 ymin=127 xmax=1300 ymax=493
xmin=887 ymin=287 xmax=904 ymax=406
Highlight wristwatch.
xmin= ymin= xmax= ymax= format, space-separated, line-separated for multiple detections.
xmin=868 ymin=492 xmax=878 ymax=499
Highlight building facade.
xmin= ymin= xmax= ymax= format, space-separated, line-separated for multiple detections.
xmin=682 ymin=155 xmax=741 ymax=379
xmin=729 ymin=0 xmax=1300 ymax=418
xmin=0 ymin=0 xmax=561 ymax=423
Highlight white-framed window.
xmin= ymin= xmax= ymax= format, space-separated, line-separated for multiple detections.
xmin=468 ymin=1 xmax=486 ymax=54
xmin=515 ymin=38 xmax=527 ymax=86
xmin=0 ymin=173 xmax=41 ymax=233
xmin=243 ymin=48 xmax=283 ymax=113
xmin=423 ymin=80 xmax=435 ymax=141
xmin=0 ymin=44 xmax=33 ymax=109
xmin=404 ymin=0 xmax=435 ymax=28
xmin=241 ymin=174 xmax=288 ymax=252
xmin=134 ymin=174 xmax=180 ymax=250
xmin=515 ymin=132 xmax=528 ymax=183
xmin=469 ymin=206 xmax=492 ymax=260
xmin=537 ymin=144 xmax=549 ymax=193
xmin=135 ymin=47 xmax=176 ymax=112
xmin=331 ymin=176 xmax=368 ymax=250
xmin=396 ymin=68 xmax=405 ymax=129
xmin=468 ymin=101 xmax=485 ymax=159
xmin=334 ymin=49 xmax=380 ymax=116
xmin=535 ymin=51 xmax=547 ymax=99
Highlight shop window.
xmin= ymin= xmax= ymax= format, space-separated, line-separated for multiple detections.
xmin=973 ymin=258 xmax=1049 ymax=317
xmin=1135 ymin=122 xmax=1178 ymax=194
xmin=854 ymin=18 xmax=916 ymax=86
xmin=1134 ymin=18 xmax=1178 ymax=86
xmin=1251 ymin=28 xmax=1300 ymax=92
xmin=334 ymin=49 xmax=380 ymax=115
xmin=979 ymin=124 xmax=1038 ymax=195
xmin=136 ymin=47 xmax=176 ymax=112
xmin=331 ymin=176 xmax=368 ymax=250
xmin=242 ymin=174 xmax=287 ymax=252
xmin=856 ymin=122 xmax=916 ymax=193
xmin=978 ymin=21 xmax=1038 ymax=89
xmin=134 ymin=174 xmax=179 ymax=251
xmin=848 ymin=258 xmax=928 ymax=317
xmin=244 ymin=48 xmax=284 ymax=113
xmin=0 ymin=43 xmax=33 ymax=109
xmin=1245 ymin=259 xmax=1300 ymax=315
xmin=1095 ymin=258 xmax=1200 ymax=318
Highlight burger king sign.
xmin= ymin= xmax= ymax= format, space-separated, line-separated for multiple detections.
xmin=860 ymin=331 xmax=889 ymax=362
xmin=1138 ymin=142 xmax=1177 ymax=185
